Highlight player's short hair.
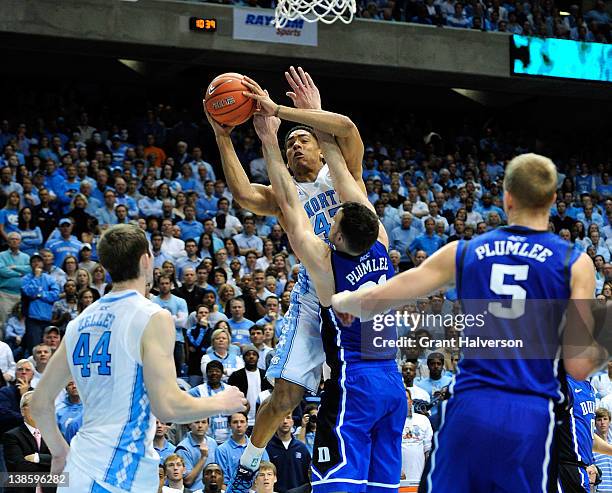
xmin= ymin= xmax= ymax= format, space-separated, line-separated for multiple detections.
xmin=98 ymin=224 xmax=150 ymax=283
xmin=503 ymin=153 xmax=557 ymax=209
xmin=258 ymin=461 xmax=277 ymax=476
xmin=284 ymin=125 xmax=318 ymax=149
xmin=338 ymin=202 xmax=379 ymax=256
xmin=163 ymin=454 xmax=185 ymax=469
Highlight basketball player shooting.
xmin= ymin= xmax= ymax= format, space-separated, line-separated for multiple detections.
xmin=251 ymin=112 xmax=406 ymax=493
xmin=205 ymin=68 xmax=369 ymax=492
xmin=30 ymin=224 xmax=247 ymax=493
xmin=331 ymin=154 xmax=607 ymax=492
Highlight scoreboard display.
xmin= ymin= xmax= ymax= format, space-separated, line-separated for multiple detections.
xmin=510 ymin=34 xmax=612 ymax=83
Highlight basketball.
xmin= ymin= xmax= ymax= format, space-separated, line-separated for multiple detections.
xmin=204 ymin=72 xmax=256 ymax=127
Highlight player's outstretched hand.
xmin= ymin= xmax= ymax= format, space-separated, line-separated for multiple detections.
xmin=242 ymin=77 xmax=278 ymax=116
xmin=253 ymin=114 xmax=281 ymax=144
xmin=214 ymin=385 xmax=248 ymax=415
xmin=204 ymin=105 xmax=234 ymax=137
xmin=285 ymin=66 xmax=321 ymax=110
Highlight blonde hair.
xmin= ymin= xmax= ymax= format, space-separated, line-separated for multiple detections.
xmin=258 ymin=461 xmax=277 ymax=476
xmin=163 ymin=454 xmax=185 ymax=468
xmin=503 ymin=153 xmax=557 ymax=209
xmin=211 ymin=328 xmax=231 ymax=344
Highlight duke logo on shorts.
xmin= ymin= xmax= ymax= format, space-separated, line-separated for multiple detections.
xmin=62 ymin=290 xmax=163 ymax=493
xmin=312 ymin=240 xmax=406 ymax=493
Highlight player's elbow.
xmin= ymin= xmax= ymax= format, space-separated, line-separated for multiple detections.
xmin=336 ymin=115 xmax=357 ymax=137
xmin=150 ymin=400 xmax=175 ymax=424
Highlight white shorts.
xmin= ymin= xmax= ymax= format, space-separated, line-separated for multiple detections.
xmin=62 ymin=457 xmax=157 ymax=493
xmin=266 ymin=267 xmax=325 ymax=393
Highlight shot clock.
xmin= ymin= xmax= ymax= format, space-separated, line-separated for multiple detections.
xmin=189 ymin=17 xmax=217 ymax=32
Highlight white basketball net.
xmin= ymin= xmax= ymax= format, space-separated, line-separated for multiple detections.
xmin=274 ymin=0 xmax=356 ymax=28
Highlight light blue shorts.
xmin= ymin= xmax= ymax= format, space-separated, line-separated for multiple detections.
xmin=266 ymin=269 xmax=325 ymax=393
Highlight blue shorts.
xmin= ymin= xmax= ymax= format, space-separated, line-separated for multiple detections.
xmin=424 ymin=388 xmax=557 ymax=493
xmin=311 ymin=361 xmax=406 ymax=493
xmin=266 ymin=273 xmax=325 ymax=393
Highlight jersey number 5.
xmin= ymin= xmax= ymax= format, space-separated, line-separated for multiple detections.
xmin=72 ymin=331 xmax=112 ymax=377
xmin=488 ymin=263 xmax=529 ymax=319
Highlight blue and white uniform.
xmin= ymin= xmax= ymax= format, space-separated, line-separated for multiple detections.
xmin=311 ymin=241 xmax=406 ymax=493
xmin=267 ymin=164 xmax=342 ymax=393
xmin=62 ymin=290 xmax=163 ymax=493
xmin=427 ymin=226 xmax=582 ymax=493
xmin=557 ymin=375 xmax=596 ymax=493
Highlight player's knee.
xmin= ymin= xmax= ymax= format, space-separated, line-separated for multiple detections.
xmin=269 ymin=380 xmax=303 ymax=415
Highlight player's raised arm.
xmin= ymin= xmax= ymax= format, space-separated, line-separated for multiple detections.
xmin=332 ymin=241 xmax=457 ymax=320
xmin=205 ymin=109 xmax=280 ymax=217
xmin=242 ymin=74 xmax=365 ymax=190
xmin=30 ymin=341 xmax=72 ymax=474
xmin=317 ymin=132 xmax=388 ymax=246
xmin=142 ymin=309 xmax=247 ymax=424
xmin=284 ymin=66 xmax=364 ymax=181
xmin=252 ymin=114 xmax=328 ymax=269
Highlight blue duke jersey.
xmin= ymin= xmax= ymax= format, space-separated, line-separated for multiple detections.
xmin=313 ymin=241 xmax=406 ymax=493
xmin=559 ymin=375 xmax=596 ymax=466
xmin=556 ymin=375 xmax=596 ymax=493
xmin=455 ymin=225 xmax=582 ymax=401
xmin=63 ymin=290 xmax=163 ymax=492
xmin=320 ymin=241 xmax=397 ymax=368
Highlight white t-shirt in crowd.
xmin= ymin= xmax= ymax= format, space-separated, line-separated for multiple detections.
xmin=401 ymin=412 xmax=433 ymax=483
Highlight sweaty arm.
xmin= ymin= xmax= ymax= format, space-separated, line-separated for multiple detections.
xmin=318 ymin=132 xmax=388 ymax=247
xmin=142 ymin=310 xmax=246 ymax=424
xmin=29 ymin=341 xmax=72 ymax=473
xmin=332 ymin=241 xmax=457 ymax=319
xmin=215 ymin=136 xmax=280 ymax=217
xmin=276 ymin=106 xmax=364 ymax=185
xmin=563 ymin=253 xmax=608 ymax=381
xmin=259 ymin=122 xmax=332 ymax=300
xmin=243 ymin=76 xmax=364 ymax=187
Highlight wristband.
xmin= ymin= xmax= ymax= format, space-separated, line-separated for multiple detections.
xmin=274 ymin=105 xmax=280 ymax=117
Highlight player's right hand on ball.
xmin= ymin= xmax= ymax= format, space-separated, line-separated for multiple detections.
xmin=203 ymin=106 xmax=234 ymax=137
xmin=216 ymin=385 xmax=248 ymax=414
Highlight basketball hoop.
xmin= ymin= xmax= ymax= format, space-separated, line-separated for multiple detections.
xmin=274 ymin=0 xmax=356 ymax=28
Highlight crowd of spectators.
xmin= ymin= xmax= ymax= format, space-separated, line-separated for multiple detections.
xmin=194 ymin=0 xmax=612 ymax=44
xmin=356 ymin=0 xmax=612 ymax=43
xmin=0 ymin=93 xmax=609 ymax=490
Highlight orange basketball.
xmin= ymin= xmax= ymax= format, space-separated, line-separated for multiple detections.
xmin=204 ymin=72 xmax=256 ymax=127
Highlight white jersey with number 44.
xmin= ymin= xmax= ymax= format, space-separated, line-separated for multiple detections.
xmin=63 ymin=289 xmax=163 ymax=492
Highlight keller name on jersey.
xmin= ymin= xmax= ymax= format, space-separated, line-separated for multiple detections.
xmin=78 ymin=311 xmax=116 ymax=332
xmin=474 ymin=239 xmax=553 ymax=263
xmin=346 ymin=255 xmax=389 ymax=286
